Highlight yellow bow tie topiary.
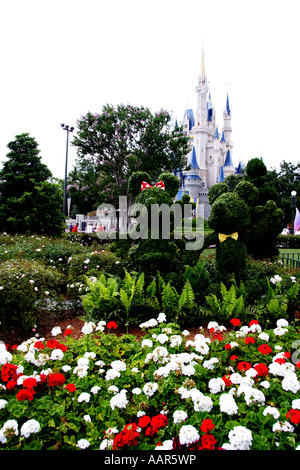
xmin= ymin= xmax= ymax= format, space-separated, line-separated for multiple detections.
xmin=218 ymin=232 xmax=239 ymax=243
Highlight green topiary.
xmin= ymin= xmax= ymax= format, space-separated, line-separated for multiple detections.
xmin=208 ymin=187 xmax=250 ymax=281
xmin=207 ymin=182 xmax=228 ymax=205
xmin=127 ymin=172 xmax=198 ymax=276
xmin=234 ymin=180 xmax=259 ymax=207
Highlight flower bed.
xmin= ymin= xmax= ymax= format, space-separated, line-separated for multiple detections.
xmin=0 ymin=314 xmax=300 ymax=450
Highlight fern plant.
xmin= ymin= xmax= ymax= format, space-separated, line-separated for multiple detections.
xmin=265 ymin=277 xmax=299 ymax=322
xmin=119 ymin=271 xmax=145 ymax=333
xmin=178 ymin=279 xmax=195 ymax=321
xmin=205 ymin=282 xmax=245 ymax=322
xmin=81 ymin=274 xmax=120 ymax=319
xmin=161 ymin=282 xmax=179 ymax=317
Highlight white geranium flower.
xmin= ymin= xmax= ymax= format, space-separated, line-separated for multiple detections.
xmin=51 ymin=326 xmax=62 ymax=336
xmin=157 ymin=312 xmax=166 ymax=323
xmin=228 ymin=426 xmax=253 ymax=450
xmin=173 ymin=410 xmax=188 ymax=424
xmin=76 ymin=438 xmax=90 ymax=449
xmin=179 ymin=425 xmax=200 ymax=446
xmin=20 ymin=419 xmax=40 ymax=438
xmin=77 ymin=392 xmax=91 ymax=403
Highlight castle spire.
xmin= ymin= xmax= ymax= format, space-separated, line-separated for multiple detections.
xmin=200 ymin=45 xmax=206 ymax=78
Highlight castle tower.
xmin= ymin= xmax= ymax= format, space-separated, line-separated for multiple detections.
xmin=177 ymin=49 xmax=242 ymax=218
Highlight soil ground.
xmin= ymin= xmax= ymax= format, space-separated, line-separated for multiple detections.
xmin=0 ymin=308 xmax=208 ymax=347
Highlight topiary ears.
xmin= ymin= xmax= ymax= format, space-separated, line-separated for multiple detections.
xmin=157 ymin=172 xmax=180 ymax=198
xmin=127 ymin=171 xmax=151 ymax=197
xmin=234 ymin=181 xmax=259 ymax=207
xmin=207 ymin=183 xmax=229 ymax=205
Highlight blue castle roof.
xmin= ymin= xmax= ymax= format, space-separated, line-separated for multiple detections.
xmin=226 ymin=94 xmax=231 ymax=116
xmin=217 ymin=165 xmax=225 ymax=183
xmin=189 ymin=147 xmax=199 ymax=169
xmin=183 ymin=108 xmax=195 ymax=131
xmin=224 ymin=149 xmax=233 ymax=167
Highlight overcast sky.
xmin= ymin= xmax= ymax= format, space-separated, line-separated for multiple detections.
xmin=1 ymin=0 xmax=300 ymax=180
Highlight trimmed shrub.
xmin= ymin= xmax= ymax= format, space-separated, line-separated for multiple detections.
xmin=0 ymin=259 xmax=65 ymax=329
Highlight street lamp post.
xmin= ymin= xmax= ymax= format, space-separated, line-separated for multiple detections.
xmin=61 ymin=124 xmax=74 ymax=217
xmin=291 ymin=190 xmax=297 ymax=235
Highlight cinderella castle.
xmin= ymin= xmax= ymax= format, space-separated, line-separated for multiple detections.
xmin=175 ymin=50 xmax=243 ymax=218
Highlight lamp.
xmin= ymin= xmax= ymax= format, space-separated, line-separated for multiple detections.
xmin=291 ymin=191 xmax=297 ymax=235
xmin=61 ymin=124 xmax=74 ymax=217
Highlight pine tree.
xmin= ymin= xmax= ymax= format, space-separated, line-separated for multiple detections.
xmin=0 ymin=133 xmax=64 ymax=235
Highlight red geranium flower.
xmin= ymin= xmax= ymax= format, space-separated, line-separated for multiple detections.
xmin=113 ymin=423 xmax=140 ymax=450
xmin=201 ymin=419 xmax=215 ymax=433
xmin=16 ymin=388 xmax=35 ymax=401
xmin=34 ymin=341 xmax=44 ymax=350
xmin=65 ymin=383 xmax=76 ymax=393
xmin=57 ymin=343 xmax=68 ymax=352
xmin=287 ymin=408 xmax=300 ymax=425
xmin=245 ymin=336 xmax=255 ymax=345
xmin=275 ymin=357 xmax=286 ymax=365
xmin=225 ymin=344 xmax=232 ymax=350
xmin=39 ymin=373 xmax=48 ymax=384
xmin=249 ymin=320 xmax=259 ymax=327
xmin=46 ymin=339 xmax=60 ymax=349
xmin=258 ymin=344 xmax=272 ymax=355
xmin=138 ymin=415 xmax=151 ymax=428
xmin=48 ymin=373 xmax=65 ymax=387
xmin=6 ymin=380 xmax=17 ymax=390
xmin=107 ymin=321 xmax=118 ymax=330
xmin=284 ymin=351 xmax=291 ymax=359
xmin=254 ymin=363 xmax=269 ymax=377
xmin=213 ymin=333 xmax=223 ymax=341
xmin=64 ymin=328 xmax=73 ymax=336
xmin=1 ymin=363 xmax=18 ymax=383
xmin=230 ymin=355 xmax=238 ymax=361
xmin=237 ymin=361 xmax=251 ymax=372
xmin=200 ymin=434 xmax=217 ymax=450
xmin=230 ymin=318 xmax=241 ymax=327
xmin=222 ymin=374 xmax=232 ymax=386
xmin=151 ymin=414 xmax=168 ymax=432
xmin=23 ymin=377 xmax=38 ymax=389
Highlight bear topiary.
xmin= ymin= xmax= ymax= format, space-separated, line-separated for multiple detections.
xmin=208 ymin=179 xmax=284 ymax=281
xmin=208 ymin=190 xmax=251 ymax=281
xmin=234 ymin=180 xmax=284 ymax=259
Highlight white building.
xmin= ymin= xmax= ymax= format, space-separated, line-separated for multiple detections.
xmin=176 ymin=50 xmax=243 ymax=218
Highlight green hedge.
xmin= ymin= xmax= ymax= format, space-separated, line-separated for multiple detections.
xmin=277 ymin=234 xmax=300 ymax=248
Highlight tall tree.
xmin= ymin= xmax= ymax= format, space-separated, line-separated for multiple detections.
xmin=71 ymin=104 xmax=189 ymax=207
xmin=0 ymin=133 xmax=64 ymax=235
xmin=245 ymin=157 xmax=278 ymax=205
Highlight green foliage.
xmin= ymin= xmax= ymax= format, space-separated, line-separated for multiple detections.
xmin=127 ymin=171 xmax=151 ymax=198
xmin=156 ymin=172 xmax=180 ymax=198
xmin=205 ymin=282 xmax=245 ymax=322
xmin=215 ymin=238 xmax=248 ymax=281
xmin=207 ymin=182 xmax=228 ymax=205
xmin=0 ymin=133 xmax=64 ymax=236
xmin=245 ymin=158 xmax=279 ymax=205
xmin=235 ymin=180 xmax=259 ymax=207
xmin=208 ymin=191 xmax=250 ymax=234
xmin=246 ymin=200 xmax=284 ymax=259
xmin=81 ymin=274 xmax=120 ymax=319
xmin=72 ymin=104 xmax=189 ymax=205
xmin=0 ymin=258 xmax=64 ymax=329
